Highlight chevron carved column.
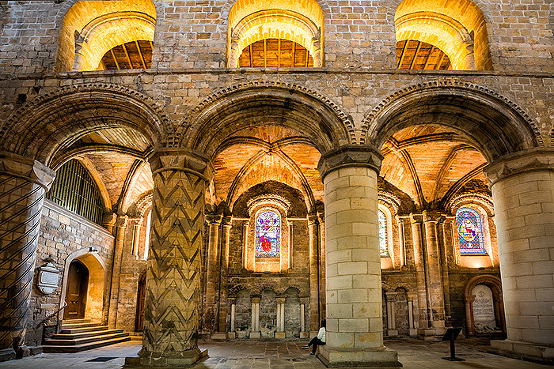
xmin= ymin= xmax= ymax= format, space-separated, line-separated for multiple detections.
xmin=0 ymin=153 xmax=54 ymax=354
xmin=139 ymin=150 xmax=212 ymax=367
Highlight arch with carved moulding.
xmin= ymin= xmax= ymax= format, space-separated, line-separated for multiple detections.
xmin=362 ymin=80 xmax=542 ymax=162
xmin=463 ymin=274 xmax=505 ymax=336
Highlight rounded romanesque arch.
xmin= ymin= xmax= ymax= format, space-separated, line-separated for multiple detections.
xmin=1 ymin=84 xmax=168 ymax=166
xmin=463 ymin=274 xmax=505 ymax=336
xmin=178 ymin=81 xmax=355 ymax=157
xmin=362 ymin=81 xmax=541 ymax=162
xmin=55 ymin=0 xmax=157 ymax=72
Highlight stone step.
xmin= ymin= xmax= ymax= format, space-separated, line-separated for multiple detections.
xmin=42 ymin=336 xmax=131 ymax=353
xmin=60 ymin=321 xmax=102 ymax=330
xmin=52 ymin=329 xmax=124 ymax=340
xmin=62 ymin=318 xmax=91 ymax=324
xmin=59 ymin=325 xmax=107 ymax=334
xmin=44 ymin=332 xmax=129 ymax=346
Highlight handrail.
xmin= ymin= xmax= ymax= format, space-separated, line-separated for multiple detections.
xmin=36 ymin=302 xmax=67 ymax=328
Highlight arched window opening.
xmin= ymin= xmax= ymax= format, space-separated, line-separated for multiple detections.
xmin=379 ymin=209 xmax=390 ymax=257
xmin=456 ymin=207 xmax=486 ymax=255
xmin=396 ymin=40 xmax=451 ymax=70
xmin=47 ymin=159 xmax=104 ymax=225
xmin=255 ymin=210 xmax=281 ymax=258
xmin=99 ymin=40 xmax=153 ymax=70
xmin=56 ymin=0 xmax=156 ymax=72
xmin=394 ymin=0 xmax=492 ymax=70
xmin=227 ymin=0 xmax=324 ymax=68
xmin=239 ymin=39 xmax=314 ymax=68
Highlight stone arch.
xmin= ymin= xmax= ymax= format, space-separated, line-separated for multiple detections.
xmin=463 ymin=274 xmax=505 ymax=336
xmin=362 ymin=81 xmax=541 ymax=162
xmin=386 ymin=0 xmax=495 ymax=70
xmin=60 ymin=249 xmax=107 ymax=322
xmin=55 ymin=0 xmax=157 ymax=72
xmin=1 ymin=84 xmax=167 ymax=166
xmin=178 ymin=81 xmax=354 ymax=156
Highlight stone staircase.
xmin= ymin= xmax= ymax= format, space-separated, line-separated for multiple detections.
xmin=42 ymin=319 xmax=131 ymax=353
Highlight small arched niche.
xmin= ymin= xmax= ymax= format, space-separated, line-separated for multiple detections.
xmin=227 ymin=0 xmax=324 ymax=67
xmin=56 ymin=0 xmax=156 ymax=72
xmin=394 ymin=0 xmax=492 ymax=70
xmin=464 ymin=275 xmax=506 ymax=336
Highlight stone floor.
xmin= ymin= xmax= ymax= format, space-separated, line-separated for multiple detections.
xmin=0 ymin=339 xmax=548 ymax=369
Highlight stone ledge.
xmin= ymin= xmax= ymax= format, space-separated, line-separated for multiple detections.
xmin=318 ymin=346 xmax=402 ymax=367
xmin=489 ymin=340 xmax=554 ymax=365
xmin=125 ymin=349 xmax=208 ymax=368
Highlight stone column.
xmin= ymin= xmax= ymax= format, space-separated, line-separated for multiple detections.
xmin=136 ymin=150 xmax=212 ymax=367
xmin=205 ymin=213 xmax=222 ymax=335
xmin=308 ymin=213 xmax=320 ymax=334
xmin=410 ymin=214 xmax=430 ymax=334
xmin=407 ymin=292 xmax=418 ymax=337
xmin=217 ymin=217 xmax=232 ymax=336
xmin=276 ymin=297 xmax=286 ymax=338
xmin=0 ymin=153 xmax=54 ymax=357
xmin=317 ymin=145 xmax=400 ymax=367
xmin=385 ymin=292 xmax=398 ymax=336
xmin=250 ymin=296 xmax=260 ymax=338
xmin=422 ymin=211 xmax=446 ymax=335
xmin=484 ymin=149 xmax=554 ymax=362
xmin=108 ymin=215 xmax=127 ymax=328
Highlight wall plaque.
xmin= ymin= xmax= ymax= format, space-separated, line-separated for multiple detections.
xmin=472 ymin=284 xmax=496 ymax=333
xmin=37 ymin=261 xmax=60 ymax=295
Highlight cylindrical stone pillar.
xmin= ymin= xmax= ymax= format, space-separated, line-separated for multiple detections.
xmin=484 ymin=149 xmax=554 ymax=361
xmin=108 ymin=215 xmax=128 ymax=328
xmin=317 ymin=145 xmax=400 ymax=367
xmin=138 ymin=150 xmax=212 ymax=367
xmin=0 ymin=153 xmax=54 ymax=355
xmin=204 ymin=213 xmax=222 ymax=333
xmin=217 ymin=217 xmax=232 ymax=333
xmin=308 ymin=213 xmax=320 ymax=333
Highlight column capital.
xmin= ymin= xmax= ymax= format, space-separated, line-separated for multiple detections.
xmin=115 ymin=214 xmax=128 ymax=228
xmin=149 ymin=148 xmax=213 ymax=181
xmin=0 ymin=152 xmax=55 ymax=190
xmin=205 ymin=213 xmax=223 ymax=224
xmin=484 ymin=148 xmax=554 ymax=186
xmin=317 ymin=144 xmax=383 ymax=181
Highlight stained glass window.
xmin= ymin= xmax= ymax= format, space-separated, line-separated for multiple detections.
xmin=255 ymin=210 xmax=281 ymax=258
xmin=456 ymin=208 xmax=486 ymax=255
xmin=379 ymin=210 xmax=389 ymax=257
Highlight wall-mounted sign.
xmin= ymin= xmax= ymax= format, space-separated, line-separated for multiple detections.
xmin=37 ymin=261 xmax=60 ymax=295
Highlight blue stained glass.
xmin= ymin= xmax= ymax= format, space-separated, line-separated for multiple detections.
xmin=379 ymin=210 xmax=389 ymax=257
xmin=456 ymin=208 xmax=486 ymax=255
xmin=255 ymin=210 xmax=280 ymax=258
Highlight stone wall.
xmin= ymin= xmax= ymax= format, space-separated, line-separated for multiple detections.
xmin=30 ymin=200 xmax=114 ymax=346
xmin=0 ymin=0 xmax=552 ymax=74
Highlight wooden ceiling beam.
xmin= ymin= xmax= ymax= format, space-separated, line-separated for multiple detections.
xmin=422 ymin=45 xmax=434 ymax=70
xmin=397 ymin=40 xmax=408 ymax=68
xmin=409 ymin=40 xmax=422 ymax=69
xmin=110 ymin=48 xmax=120 ymax=70
xmin=135 ymin=40 xmax=147 ymax=69
xmin=122 ymin=42 xmax=133 ymax=69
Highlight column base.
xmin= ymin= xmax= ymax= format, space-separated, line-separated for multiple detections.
xmin=300 ymin=331 xmax=309 ymax=339
xmin=275 ymin=331 xmax=286 ymax=339
xmin=409 ymin=329 xmax=418 ymax=337
xmin=386 ymin=330 xmax=399 ymax=337
xmin=126 ymin=348 xmax=208 ymax=368
xmin=227 ymin=332 xmax=236 ymax=339
xmin=418 ymin=327 xmax=446 ymax=341
xmin=250 ymin=331 xmax=261 ymax=339
xmin=210 ymin=332 xmax=227 ymax=341
xmin=318 ymin=346 xmax=402 ymax=368
xmin=489 ymin=340 xmax=554 ymax=364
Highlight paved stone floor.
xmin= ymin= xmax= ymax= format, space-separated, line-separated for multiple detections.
xmin=0 ymin=339 xmax=547 ymax=369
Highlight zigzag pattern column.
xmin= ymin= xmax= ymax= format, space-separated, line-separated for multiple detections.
xmin=139 ymin=150 xmax=212 ymax=367
xmin=0 ymin=153 xmax=54 ymax=354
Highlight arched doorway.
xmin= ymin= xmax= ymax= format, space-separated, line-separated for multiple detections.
xmin=135 ymin=272 xmax=147 ymax=332
xmin=64 ymin=260 xmax=89 ymax=320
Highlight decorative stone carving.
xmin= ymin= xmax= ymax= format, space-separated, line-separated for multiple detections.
xmin=317 ymin=144 xmax=383 ymax=180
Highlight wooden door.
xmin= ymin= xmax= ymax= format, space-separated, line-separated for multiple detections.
xmin=65 ymin=260 xmax=88 ymax=319
xmin=135 ymin=273 xmax=146 ymax=331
